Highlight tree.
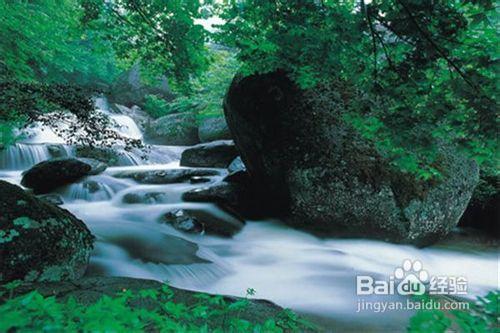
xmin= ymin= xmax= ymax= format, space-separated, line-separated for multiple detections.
xmin=216 ymin=0 xmax=498 ymax=181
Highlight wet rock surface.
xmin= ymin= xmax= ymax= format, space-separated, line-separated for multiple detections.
xmin=122 ymin=191 xmax=170 ymax=204
xmin=21 ymin=157 xmax=106 ymax=194
xmin=180 ymin=140 xmax=238 ymax=168
xmin=160 ymin=208 xmax=244 ymax=237
xmin=112 ymin=168 xmax=220 ymax=184
xmin=36 ymin=193 xmax=64 ymax=206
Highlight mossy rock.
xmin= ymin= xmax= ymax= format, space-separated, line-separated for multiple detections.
xmin=0 ymin=180 xmax=94 ymax=283
xmin=144 ymin=112 xmax=199 ymax=146
xmin=224 ymin=71 xmax=479 ymax=246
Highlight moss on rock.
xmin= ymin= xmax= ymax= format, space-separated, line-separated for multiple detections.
xmin=0 ymin=180 xmax=94 ymax=283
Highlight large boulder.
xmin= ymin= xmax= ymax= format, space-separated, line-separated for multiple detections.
xmin=180 ymin=140 xmax=238 ymax=168
xmin=198 ymin=116 xmax=232 ymax=142
xmin=224 ymin=71 xmax=479 ymax=246
xmin=0 ymin=180 xmax=94 ymax=282
xmin=459 ymin=175 xmax=499 ymax=236
xmin=108 ymin=63 xmax=174 ymax=107
xmin=21 ymin=158 xmax=107 ymax=194
xmin=145 ymin=112 xmax=199 ymax=146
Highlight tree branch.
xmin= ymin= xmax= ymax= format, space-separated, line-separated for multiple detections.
xmin=396 ymin=0 xmax=479 ymax=91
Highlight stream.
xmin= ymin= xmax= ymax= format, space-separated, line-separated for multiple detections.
xmin=0 ymin=101 xmax=497 ymax=332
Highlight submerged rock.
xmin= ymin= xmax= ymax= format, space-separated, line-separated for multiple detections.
xmin=182 ymin=181 xmax=267 ymax=219
xmin=21 ymin=158 xmax=106 ymax=194
xmin=198 ymin=116 xmax=232 ymax=142
xmin=113 ymin=168 xmax=220 ymax=184
xmin=160 ymin=209 xmax=205 ymax=234
xmin=224 ymin=71 xmax=479 ymax=245
xmin=160 ymin=208 xmax=244 ymax=237
xmin=106 ymin=233 xmax=208 ymax=265
xmin=180 ymin=140 xmax=238 ymax=168
xmin=0 ymin=180 xmax=94 ymax=283
xmin=122 ymin=191 xmax=170 ymax=204
xmin=145 ymin=112 xmax=199 ymax=146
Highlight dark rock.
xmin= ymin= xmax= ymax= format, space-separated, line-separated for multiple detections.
xmin=47 ymin=144 xmax=68 ymax=158
xmin=145 ymin=112 xmax=199 ymax=146
xmin=108 ymin=63 xmax=174 ymax=107
xmin=5 ymin=277 xmax=318 ymax=331
xmin=160 ymin=209 xmax=204 ymax=234
xmin=21 ymin=158 xmax=95 ymax=194
xmin=224 ymin=71 xmax=479 ymax=245
xmin=180 ymin=140 xmax=238 ymax=168
xmin=37 ymin=194 xmax=64 ymax=206
xmin=75 ymin=145 xmax=121 ymax=166
xmin=122 ymin=191 xmax=169 ymax=204
xmin=198 ymin=116 xmax=232 ymax=142
xmin=182 ymin=181 xmax=266 ymax=220
xmin=0 ymin=180 xmax=94 ymax=283
xmin=82 ymin=180 xmax=103 ymax=193
xmin=183 ymin=182 xmax=239 ymax=204
xmin=160 ymin=208 xmax=244 ymax=237
xmin=113 ymin=168 xmax=220 ymax=184
xmin=459 ymin=174 xmax=499 ymax=236
xmin=107 ymin=233 xmax=208 ymax=265
xmin=78 ymin=158 xmax=107 ymax=175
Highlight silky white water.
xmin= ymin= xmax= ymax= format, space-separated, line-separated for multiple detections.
xmin=1 ymin=100 xmax=497 ymax=331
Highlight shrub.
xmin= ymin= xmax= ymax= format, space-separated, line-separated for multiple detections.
xmin=0 ymin=282 xmax=316 ymax=332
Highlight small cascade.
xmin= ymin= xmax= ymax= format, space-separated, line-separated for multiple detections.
xmin=95 ymin=96 xmax=143 ymax=140
xmin=0 ymin=143 xmax=54 ymax=170
xmin=57 ymin=175 xmax=130 ymax=202
xmin=107 ymin=114 xmax=143 ymax=140
xmin=18 ymin=122 xmax=67 ymax=144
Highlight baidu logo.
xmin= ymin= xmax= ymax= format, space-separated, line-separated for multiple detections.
xmin=356 ymin=259 xmax=465 ymax=296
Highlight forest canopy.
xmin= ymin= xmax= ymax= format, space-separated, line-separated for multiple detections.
xmin=0 ymin=0 xmax=497 ymax=182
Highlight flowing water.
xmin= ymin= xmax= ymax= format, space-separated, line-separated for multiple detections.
xmin=0 ymin=99 xmax=497 ymax=332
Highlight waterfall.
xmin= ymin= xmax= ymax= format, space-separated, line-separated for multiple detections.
xmin=0 ymin=143 xmax=65 ymax=170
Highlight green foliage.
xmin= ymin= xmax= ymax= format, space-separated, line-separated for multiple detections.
xmin=144 ymin=94 xmax=176 ymax=119
xmin=0 ymin=81 xmax=141 ymax=148
xmin=0 ymin=282 xmax=316 ymax=332
xmin=0 ymin=0 xmax=117 ymax=86
xmin=165 ymin=49 xmax=240 ymax=121
xmin=81 ymin=0 xmax=209 ymax=90
xmin=217 ymin=1 xmax=498 ymax=181
xmin=408 ymin=291 xmax=500 ymax=333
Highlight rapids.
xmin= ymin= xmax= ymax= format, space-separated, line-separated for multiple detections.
xmin=0 ymin=99 xmax=497 ymax=331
